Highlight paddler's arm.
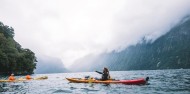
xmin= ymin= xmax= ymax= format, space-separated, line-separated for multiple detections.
xmin=95 ymin=71 xmax=103 ymax=74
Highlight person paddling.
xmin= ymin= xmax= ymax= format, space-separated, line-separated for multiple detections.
xmin=96 ymin=67 xmax=111 ymax=80
xmin=8 ymin=73 xmax=15 ymax=81
xmin=26 ymin=75 xmax=32 ymax=80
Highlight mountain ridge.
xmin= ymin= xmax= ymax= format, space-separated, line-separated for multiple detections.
xmin=70 ymin=18 xmax=190 ymax=72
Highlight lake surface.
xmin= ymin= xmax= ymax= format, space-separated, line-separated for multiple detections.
xmin=0 ymin=69 xmax=190 ymax=94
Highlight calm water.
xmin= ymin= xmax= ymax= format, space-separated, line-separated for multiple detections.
xmin=0 ymin=69 xmax=190 ymax=94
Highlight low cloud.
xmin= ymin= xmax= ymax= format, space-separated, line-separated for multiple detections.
xmin=0 ymin=0 xmax=190 ymax=67
xmin=35 ymin=55 xmax=67 ymax=74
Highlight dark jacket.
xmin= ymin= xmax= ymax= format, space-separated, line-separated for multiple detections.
xmin=96 ymin=71 xmax=109 ymax=80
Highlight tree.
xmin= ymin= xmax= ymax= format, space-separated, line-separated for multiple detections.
xmin=0 ymin=21 xmax=37 ymax=75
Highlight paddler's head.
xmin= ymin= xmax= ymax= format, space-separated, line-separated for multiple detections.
xmin=103 ymin=67 xmax=109 ymax=73
xmin=11 ymin=73 xmax=14 ymax=76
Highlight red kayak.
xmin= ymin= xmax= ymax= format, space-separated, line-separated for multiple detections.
xmin=66 ymin=77 xmax=149 ymax=85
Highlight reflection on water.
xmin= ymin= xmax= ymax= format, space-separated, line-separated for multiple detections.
xmin=0 ymin=69 xmax=190 ymax=94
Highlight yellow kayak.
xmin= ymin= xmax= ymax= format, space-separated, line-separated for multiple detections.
xmin=0 ymin=76 xmax=48 ymax=82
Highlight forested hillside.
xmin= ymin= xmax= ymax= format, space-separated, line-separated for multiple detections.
xmin=105 ymin=18 xmax=190 ymax=70
xmin=0 ymin=21 xmax=36 ymax=75
xmin=71 ymin=18 xmax=190 ymax=71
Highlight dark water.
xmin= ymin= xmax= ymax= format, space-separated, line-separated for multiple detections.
xmin=0 ymin=69 xmax=190 ymax=94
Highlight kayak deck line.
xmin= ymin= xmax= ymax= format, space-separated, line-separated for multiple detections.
xmin=66 ymin=77 xmax=149 ymax=85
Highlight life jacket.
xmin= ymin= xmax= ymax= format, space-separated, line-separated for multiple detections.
xmin=102 ymin=73 xmax=109 ymax=80
xmin=8 ymin=76 xmax=15 ymax=80
xmin=26 ymin=75 xmax=32 ymax=80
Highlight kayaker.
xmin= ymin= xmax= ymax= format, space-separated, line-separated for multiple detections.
xmin=8 ymin=73 xmax=15 ymax=81
xmin=95 ymin=67 xmax=110 ymax=80
xmin=26 ymin=75 xmax=32 ymax=80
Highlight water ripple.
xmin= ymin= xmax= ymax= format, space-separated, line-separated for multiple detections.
xmin=0 ymin=69 xmax=190 ymax=94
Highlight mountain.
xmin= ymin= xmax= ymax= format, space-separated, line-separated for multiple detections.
xmin=34 ymin=55 xmax=68 ymax=74
xmin=70 ymin=18 xmax=190 ymax=72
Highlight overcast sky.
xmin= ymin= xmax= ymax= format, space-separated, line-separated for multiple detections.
xmin=0 ymin=0 xmax=190 ymax=67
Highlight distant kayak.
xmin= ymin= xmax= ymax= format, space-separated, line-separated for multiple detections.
xmin=0 ymin=76 xmax=48 ymax=82
xmin=66 ymin=77 xmax=149 ymax=85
